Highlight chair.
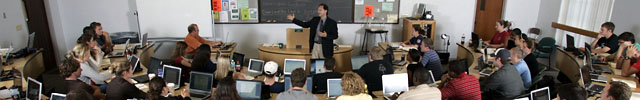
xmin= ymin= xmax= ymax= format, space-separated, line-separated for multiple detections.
xmin=554 ymin=47 xmax=582 ymax=83
xmin=536 ymin=37 xmax=556 ymax=67
xmin=22 ymin=51 xmax=44 ymax=80
xmin=529 ymin=67 xmax=548 ymax=90
xmin=528 ymin=28 xmax=541 ymax=40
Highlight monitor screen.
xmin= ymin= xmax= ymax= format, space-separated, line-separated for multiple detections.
xmin=310 ymin=59 xmax=325 ymax=74
xmin=284 ymin=59 xmax=305 ymax=75
xmin=163 ymin=65 xmax=182 ymax=86
xmin=236 ymin=80 xmax=262 ymax=99
xmin=50 ymin=93 xmax=66 ymax=100
xmin=190 ymin=72 xmax=213 ymax=93
xmin=248 ymin=59 xmax=264 ymax=73
xmin=233 ymin=53 xmax=245 ymax=66
xmin=284 ymin=76 xmax=312 ymax=92
xmin=327 ymin=79 xmax=342 ymax=97
xmin=382 ymin=73 xmax=409 ymax=95
xmin=148 ymin=57 xmax=163 ymax=74
xmin=129 ymin=55 xmax=140 ymax=73
xmin=27 ymin=77 xmax=42 ymax=100
xmin=351 ymin=56 xmax=369 ymax=70
xmin=530 ymin=87 xmax=550 ymax=100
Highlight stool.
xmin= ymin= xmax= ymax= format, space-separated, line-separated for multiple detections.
xmin=360 ymin=28 xmax=389 ymax=55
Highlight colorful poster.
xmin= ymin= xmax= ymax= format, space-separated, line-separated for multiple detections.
xmin=231 ymin=9 xmax=239 ymax=20
xmin=382 ymin=3 xmax=393 ymax=11
xmin=238 ymin=0 xmax=249 ymax=9
xmin=222 ymin=0 xmax=229 ymax=11
xmin=219 ymin=11 xmax=229 ymax=22
xmin=241 ymin=8 xmax=250 ymax=20
xmin=364 ymin=5 xmax=374 ymax=17
xmin=212 ymin=0 xmax=221 ymax=11
xmin=249 ymin=8 xmax=258 ymax=20
xmin=230 ymin=0 xmax=238 ymax=9
xmin=213 ymin=11 xmax=219 ymax=19
xmin=355 ymin=0 xmax=364 ymax=5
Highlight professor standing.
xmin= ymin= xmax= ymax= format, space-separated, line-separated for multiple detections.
xmin=287 ymin=3 xmax=339 ymax=59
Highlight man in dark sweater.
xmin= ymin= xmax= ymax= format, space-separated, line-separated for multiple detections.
xmin=312 ymin=57 xmax=343 ymax=94
xmin=481 ymin=49 xmax=525 ymax=100
xmin=358 ymin=46 xmax=394 ymax=97
xmin=58 ymin=58 xmax=105 ymax=99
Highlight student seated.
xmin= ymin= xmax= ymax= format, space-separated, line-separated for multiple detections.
xmin=505 ymin=28 xmax=522 ymax=49
xmin=395 ymin=67 xmax=441 ymax=100
xmin=357 ymin=46 xmax=394 ymax=94
xmin=58 ymin=58 xmax=105 ymax=99
xmin=67 ymin=44 xmax=110 ymax=85
xmin=77 ymin=32 xmax=105 ymax=69
xmin=66 ymin=89 xmax=94 ymax=100
xmin=619 ymin=45 xmax=640 ymax=78
xmin=484 ymin=20 xmax=511 ymax=48
xmin=172 ymin=41 xmax=192 ymax=68
xmin=401 ymin=24 xmax=427 ymax=49
xmin=263 ymin=62 xmax=285 ymax=93
xmin=601 ymin=81 xmax=632 ymax=100
xmin=277 ymin=68 xmax=317 ymax=100
xmin=191 ymin=44 xmax=216 ymax=73
xmin=419 ymin=38 xmax=442 ymax=81
xmin=106 ymin=62 xmax=147 ymax=100
xmin=609 ymin=32 xmax=640 ymax=67
xmin=184 ymin=24 xmax=221 ymax=54
xmin=147 ymin=77 xmax=191 ymax=100
xmin=510 ymin=47 xmax=532 ymax=88
xmin=406 ymin=49 xmax=422 ymax=86
xmin=89 ymin=22 xmax=114 ymax=53
xmin=439 ymin=60 xmax=481 ymax=100
xmin=336 ymin=72 xmax=372 ymax=100
xmin=312 ymin=57 xmax=344 ymax=94
xmin=210 ymin=77 xmax=243 ymax=100
xmin=213 ymin=57 xmax=235 ymax=87
xmin=480 ymin=49 xmax=525 ymax=99
xmin=580 ymin=22 xmax=619 ymax=54
xmin=520 ymin=38 xmax=541 ymax=78
xmin=556 ymin=83 xmax=587 ymax=100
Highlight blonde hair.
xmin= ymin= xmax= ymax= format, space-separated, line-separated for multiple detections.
xmin=215 ymin=57 xmax=231 ymax=80
xmin=112 ymin=62 xmax=132 ymax=76
xmin=341 ymin=72 xmax=367 ymax=96
xmin=369 ymin=46 xmax=386 ymax=60
xmin=66 ymin=44 xmax=91 ymax=60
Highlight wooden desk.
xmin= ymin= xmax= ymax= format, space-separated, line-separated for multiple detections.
xmin=0 ymin=50 xmax=45 ymax=99
xmin=258 ymin=44 xmax=353 ymax=73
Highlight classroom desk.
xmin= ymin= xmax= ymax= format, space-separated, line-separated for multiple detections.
xmin=0 ymin=50 xmax=45 ymax=99
xmin=257 ymin=44 xmax=353 ymax=73
xmin=210 ymin=42 xmax=236 ymax=59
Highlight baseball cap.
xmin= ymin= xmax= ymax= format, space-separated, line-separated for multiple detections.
xmin=264 ymin=61 xmax=278 ymax=75
xmin=491 ymin=48 xmax=510 ymax=60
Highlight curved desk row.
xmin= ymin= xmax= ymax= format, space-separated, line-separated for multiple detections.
xmin=258 ymin=45 xmax=353 ymax=73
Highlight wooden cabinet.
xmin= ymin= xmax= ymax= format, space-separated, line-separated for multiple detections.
xmin=402 ymin=18 xmax=436 ymax=41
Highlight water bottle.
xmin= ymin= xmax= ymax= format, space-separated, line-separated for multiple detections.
xmin=479 ymin=39 xmax=483 ymax=48
xmin=461 ymin=35 xmax=466 ymax=44
xmin=157 ymin=66 xmax=163 ymax=77
xmin=231 ymin=60 xmax=236 ymax=70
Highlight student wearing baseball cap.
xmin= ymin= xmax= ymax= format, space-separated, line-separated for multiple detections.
xmin=263 ymin=61 xmax=285 ymax=93
xmin=480 ymin=49 xmax=525 ymax=99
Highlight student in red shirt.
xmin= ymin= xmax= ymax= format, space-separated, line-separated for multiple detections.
xmin=439 ymin=60 xmax=482 ymax=100
xmin=620 ymin=45 xmax=640 ymax=77
xmin=485 ymin=20 xmax=511 ymax=48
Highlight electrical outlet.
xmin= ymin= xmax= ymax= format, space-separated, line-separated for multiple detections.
xmin=16 ymin=24 xmax=22 ymax=31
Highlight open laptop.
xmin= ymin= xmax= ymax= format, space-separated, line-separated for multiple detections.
xmin=284 ymin=59 xmax=306 ymax=75
xmin=109 ymin=39 xmax=130 ymax=58
xmin=580 ymin=65 xmax=605 ymax=94
xmin=189 ymin=71 xmax=214 ymax=98
xmin=565 ymin=35 xmax=577 ymax=52
xmin=236 ymin=80 xmax=263 ymax=100
xmin=284 ymin=76 xmax=313 ymax=92
xmin=246 ymin=59 xmax=264 ymax=77
xmin=27 ymin=77 xmax=42 ymax=100
xmin=530 ymin=87 xmax=551 ymax=100
xmin=133 ymin=57 xmax=163 ymax=83
xmin=163 ymin=65 xmax=182 ymax=89
xmin=129 ymin=55 xmax=142 ymax=73
xmin=351 ymin=55 xmax=369 ymax=71
xmin=382 ymin=73 xmax=409 ymax=98
xmin=584 ymin=43 xmax=612 ymax=74
xmin=327 ymin=79 xmax=343 ymax=98
xmin=49 ymin=93 xmax=66 ymax=100
xmin=135 ymin=33 xmax=148 ymax=49
xmin=310 ymin=59 xmax=325 ymax=75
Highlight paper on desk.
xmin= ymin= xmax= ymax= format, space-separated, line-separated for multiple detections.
xmin=399 ymin=47 xmax=417 ymax=51
xmin=632 ymin=93 xmax=640 ymax=100
xmin=612 ymin=78 xmax=637 ymax=88
xmin=135 ymin=84 xmax=148 ymax=90
xmin=338 ymin=45 xmax=352 ymax=48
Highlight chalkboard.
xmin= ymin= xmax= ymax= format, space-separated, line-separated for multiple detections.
xmin=259 ymin=0 xmax=353 ymax=23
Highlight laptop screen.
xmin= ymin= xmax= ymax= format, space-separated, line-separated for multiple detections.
xmin=566 ymin=35 xmax=575 ymax=48
xmin=351 ymin=55 xmax=369 ymax=70
xmin=129 ymin=55 xmax=140 ymax=73
xmin=284 ymin=59 xmax=306 ymax=75
xmin=27 ymin=77 xmax=42 ymax=100
xmin=284 ymin=76 xmax=313 ymax=92
xmin=190 ymin=72 xmax=213 ymax=93
xmin=236 ymin=80 xmax=262 ymax=99
xmin=580 ymin=65 xmax=592 ymax=88
xmin=426 ymin=70 xmax=436 ymax=84
xmin=382 ymin=73 xmax=409 ymax=95
xmin=148 ymin=57 xmax=163 ymax=74
xmin=327 ymin=79 xmax=343 ymax=98
xmin=310 ymin=59 xmax=325 ymax=75
xmin=163 ymin=65 xmax=182 ymax=86
xmin=233 ymin=53 xmax=245 ymax=66
xmin=50 ymin=93 xmax=66 ymax=100
xmin=530 ymin=87 xmax=550 ymax=100
xmin=248 ymin=59 xmax=264 ymax=73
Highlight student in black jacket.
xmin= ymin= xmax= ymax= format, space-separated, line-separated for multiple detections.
xmin=406 ymin=49 xmax=423 ymax=86
xmin=147 ymin=77 xmax=190 ymax=100
xmin=287 ymin=3 xmax=339 ymax=59
xmin=106 ymin=62 xmax=147 ymax=100
xmin=312 ymin=57 xmax=343 ymax=94
xmin=357 ymin=46 xmax=394 ymax=97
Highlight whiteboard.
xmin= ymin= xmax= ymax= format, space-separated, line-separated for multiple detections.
xmin=136 ymin=0 xmax=214 ymax=38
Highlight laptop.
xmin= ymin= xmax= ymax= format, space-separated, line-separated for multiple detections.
xmin=351 ymin=55 xmax=369 ymax=71
xmin=530 ymin=87 xmax=551 ymax=100
xmin=246 ymin=59 xmax=264 ymax=77
xmin=426 ymin=70 xmax=436 ymax=84
xmin=189 ymin=71 xmax=214 ymax=98
xmin=133 ymin=57 xmax=163 ymax=83
xmin=584 ymin=43 xmax=613 ymax=74
xmin=327 ymin=79 xmax=343 ymax=98
xmin=49 ymin=93 xmax=66 ymax=100
xmin=310 ymin=59 xmax=325 ymax=75
xmin=478 ymin=68 xmax=495 ymax=76
xmin=129 ymin=55 xmax=142 ymax=73
xmin=565 ymin=35 xmax=577 ymax=52
xmin=284 ymin=59 xmax=306 ymax=75
xmin=232 ymin=53 xmax=245 ymax=71
xmin=109 ymin=39 xmax=130 ymax=57
xmin=163 ymin=65 xmax=182 ymax=89
xmin=284 ymin=76 xmax=313 ymax=92
xmin=580 ymin=65 xmax=605 ymax=94
xmin=382 ymin=73 xmax=409 ymax=98
xmin=27 ymin=77 xmax=42 ymax=100
xmin=236 ymin=80 xmax=263 ymax=100
xmin=135 ymin=33 xmax=148 ymax=49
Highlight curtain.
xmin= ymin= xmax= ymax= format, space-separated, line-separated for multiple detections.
xmin=555 ymin=0 xmax=614 ymax=48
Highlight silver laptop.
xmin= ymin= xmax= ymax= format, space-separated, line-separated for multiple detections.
xmin=50 ymin=93 xmax=66 ymax=100
xmin=163 ymin=65 xmax=182 ymax=90
xmin=245 ymin=59 xmax=264 ymax=77
xmin=530 ymin=87 xmax=550 ymax=100
xmin=27 ymin=77 xmax=42 ymax=100
xmin=327 ymin=79 xmax=342 ymax=98
xmin=109 ymin=39 xmax=130 ymax=57
xmin=284 ymin=59 xmax=305 ymax=75
xmin=189 ymin=71 xmax=214 ymax=98
xmin=135 ymin=33 xmax=148 ymax=48
xmin=382 ymin=73 xmax=409 ymax=97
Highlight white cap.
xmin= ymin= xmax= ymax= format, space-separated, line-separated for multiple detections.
xmin=264 ymin=61 xmax=278 ymax=75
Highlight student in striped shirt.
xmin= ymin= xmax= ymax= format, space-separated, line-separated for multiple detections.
xmin=439 ymin=60 xmax=481 ymax=100
xmin=419 ymin=38 xmax=443 ymax=81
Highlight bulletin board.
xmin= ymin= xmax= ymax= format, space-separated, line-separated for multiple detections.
xmin=353 ymin=0 xmax=400 ymax=23
xmin=212 ymin=0 xmax=260 ymax=23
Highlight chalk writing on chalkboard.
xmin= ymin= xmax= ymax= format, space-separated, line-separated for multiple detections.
xmin=260 ymin=0 xmax=353 ymax=23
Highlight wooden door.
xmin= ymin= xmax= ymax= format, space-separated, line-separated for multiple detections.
xmin=22 ymin=0 xmax=57 ymax=70
xmin=473 ymin=0 xmax=504 ymax=40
